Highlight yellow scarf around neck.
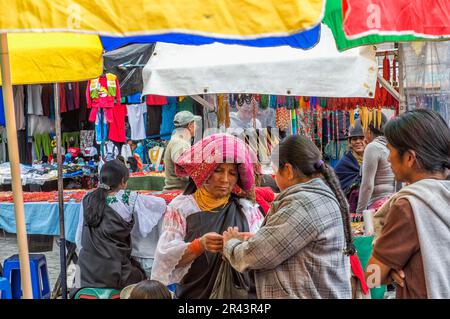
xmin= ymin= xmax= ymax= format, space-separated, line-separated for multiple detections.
xmin=352 ymin=150 xmax=364 ymax=166
xmin=194 ymin=187 xmax=230 ymax=212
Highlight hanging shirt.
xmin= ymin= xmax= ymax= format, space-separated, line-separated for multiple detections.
xmin=146 ymin=94 xmax=167 ymax=106
xmin=59 ymin=84 xmax=67 ymax=113
xmin=160 ymin=98 xmax=177 ymax=140
xmin=108 ymin=103 xmax=127 ymax=143
xmin=27 ymin=85 xmax=44 ymax=115
xmin=13 ymin=86 xmax=26 ymax=130
xmin=126 ymin=92 xmax=142 ymax=104
xmin=127 ymin=103 xmax=147 ymax=140
xmin=121 ymin=143 xmax=133 ymax=159
xmin=87 ymin=73 xmax=121 ymax=123
xmin=65 ymin=82 xmax=80 ymax=111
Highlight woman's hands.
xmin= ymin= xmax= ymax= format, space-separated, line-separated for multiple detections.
xmin=199 ymin=228 xmax=254 ymax=253
xmin=223 ymin=227 xmax=254 ymax=243
xmin=200 ymin=232 xmax=224 ymax=253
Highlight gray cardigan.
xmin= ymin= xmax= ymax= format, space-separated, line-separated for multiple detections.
xmin=356 ymin=136 xmax=395 ymax=213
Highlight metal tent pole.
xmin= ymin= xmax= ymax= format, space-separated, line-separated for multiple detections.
xmin=54 ymin=82 xmax=67 ymax=299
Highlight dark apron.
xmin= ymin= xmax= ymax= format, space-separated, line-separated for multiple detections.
xmin=175 ymin=196 xmax=255 ymax=299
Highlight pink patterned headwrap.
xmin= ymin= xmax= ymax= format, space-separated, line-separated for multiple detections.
xmin=175 ymin=133 xmax=257 ymax=191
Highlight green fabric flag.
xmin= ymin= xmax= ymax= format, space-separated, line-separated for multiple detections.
xmin=323 ymin=0 xmax=425 ymax=51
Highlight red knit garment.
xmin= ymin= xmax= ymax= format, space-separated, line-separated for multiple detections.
xmin=255 ymin=187 xmax=276 ymax=215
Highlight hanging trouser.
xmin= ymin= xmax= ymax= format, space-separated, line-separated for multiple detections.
xmin=34 ymin=133 xmax=52 ymax=159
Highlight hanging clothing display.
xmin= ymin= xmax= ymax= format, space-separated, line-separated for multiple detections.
xmin=41 ymin=84 xmax=54 ymax=118
xmin=62 ymin=132 xmax=80 ymax=150
xmin=80 ymin=130 xmax=95 ymax=155
xmin=146 ymin=105 xmax=162 ymax=137
xmin=13 ymin=86 xmax=26 ymax=130
xmin=33 ymin=133 xmax=52 ymax=159
xmin=160 ymin=98 xmax=177 ymax=140
xmin=95 ymin=109 xmax=109 ymax=144
xmin=126 ymin=103 xmax=147 ymax=140
xmin=216 ymin=94 xmax=230 ymax=128
xmin=65 ymin=82 xmax=80 ymax=111
xmin=127 ymin=92 xmax=142 ymax=104
xmin=26 ymin=85 xmax=44 ymax=115
xmin=28 ymin=115 xmax=54 ymax=137
xmin=121 ymin=143 xmax=133 ymax=159
xmin=87 ymin=73 xmax=121 ymax=123
xmin=146 ymin=94 xmax=167 ymax=106
xmin=178 ymin=96 xmax=194 ymax=113
xmin=0 ymin=126 xmax=7 ymax=163
xmin=108 ymin=103 xmax=127 ymax=143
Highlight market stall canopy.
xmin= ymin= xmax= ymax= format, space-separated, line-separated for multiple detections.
xmin=342 ymin=0 xmax=450 ymax=41
xmin=324 ymin=0 xmax=427 ymax=51
xmin=142 ymin=24 xmax=377 ymax=97
xmin=0 ymin=33 xmax=102 ymax=85
xmin=1 ymin=0 xmax=324 ymax=50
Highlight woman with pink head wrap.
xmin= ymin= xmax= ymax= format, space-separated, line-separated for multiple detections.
xmin=151 ymin=134 xmax=263 ymax=299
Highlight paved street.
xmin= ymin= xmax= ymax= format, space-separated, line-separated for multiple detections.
xmin=0 ymin=231 xmax=76 ymax=297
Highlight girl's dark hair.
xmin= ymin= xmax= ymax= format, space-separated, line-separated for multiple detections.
xmin=385 ymin=109 xmax=450 ymax=172
xmin=276 ymin=136 xmax=355 ymax=256
xmin=129 ymin=280 xmax=172 ymax=299
xmin=84 ymin=159 xmax=129 ymax=227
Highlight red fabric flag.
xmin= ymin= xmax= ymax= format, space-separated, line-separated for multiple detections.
xmin=343 ymin=0 xmax=450 ymax=39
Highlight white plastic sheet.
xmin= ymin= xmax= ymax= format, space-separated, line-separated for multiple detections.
xmin=142 ymin=25 xmax=377 ymax=98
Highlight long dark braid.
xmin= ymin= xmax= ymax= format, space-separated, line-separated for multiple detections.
xmin=318 ymin=163 xmax=355 ymax=256
xmin=275 ymin=135 xmax=355 ymax=256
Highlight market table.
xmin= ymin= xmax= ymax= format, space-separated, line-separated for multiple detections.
xmin=0 ymin=189 xmax=182 ymax=244
xmin=127 ymin=174 xmax=165 ymax=191
xmin=0 ymin=201 xmax=80 ymax=243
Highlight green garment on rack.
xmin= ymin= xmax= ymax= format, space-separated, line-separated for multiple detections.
xmin=62 ymin=132 xmax=80 ymax=150
xmin=177 ymin=97 xmax=194 ymax=113
xmin=260 ymin=95 xmax=269 ymax=109
xmin=34 ymin=133 xmax=52 ymax=158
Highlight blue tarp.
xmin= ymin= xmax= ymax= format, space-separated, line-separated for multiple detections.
xmin=100 ymin=25 xmax=321 ymax=51
xmin=0 ymin=202 xmax=80 ymax=243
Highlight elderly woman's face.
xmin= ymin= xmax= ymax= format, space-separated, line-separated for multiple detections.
xmin=203 ymin=163 xmax=239 ymax=198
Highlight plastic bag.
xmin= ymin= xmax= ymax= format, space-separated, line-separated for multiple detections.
xmin=209 ymin=260 xmax=249 ymax=299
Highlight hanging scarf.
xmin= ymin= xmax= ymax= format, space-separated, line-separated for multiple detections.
xmin=194 ymin=187 xmax=230 ymax=212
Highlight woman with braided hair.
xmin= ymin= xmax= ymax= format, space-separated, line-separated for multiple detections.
xmin=223 ymin=135 xmax=353 ymax=298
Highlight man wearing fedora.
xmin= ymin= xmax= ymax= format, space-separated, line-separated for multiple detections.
xmin=335 ymin=119 xmax=366 ymax=213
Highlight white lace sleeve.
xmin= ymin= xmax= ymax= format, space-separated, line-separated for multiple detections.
xmin=151 ymin=195 xmax=198 ymax=285
xmin=133 ymin=194 xmax=167 ymax=238
xmin=75 ymin=197 xmax=85 ymax=255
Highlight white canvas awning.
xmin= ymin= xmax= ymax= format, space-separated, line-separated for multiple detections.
xmin=142 ymin=25 xmax=377 ymax=98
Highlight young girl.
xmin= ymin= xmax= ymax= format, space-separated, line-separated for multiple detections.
xmin=223 ymin=136 xmax=354 ymax=298
xmin=366 ymin=109 xmax=450 ymax=299
xmin=74 ymin=160 xmax=166 ymax=290
xmin=122 ymin=280 xmax=172 ymax=299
